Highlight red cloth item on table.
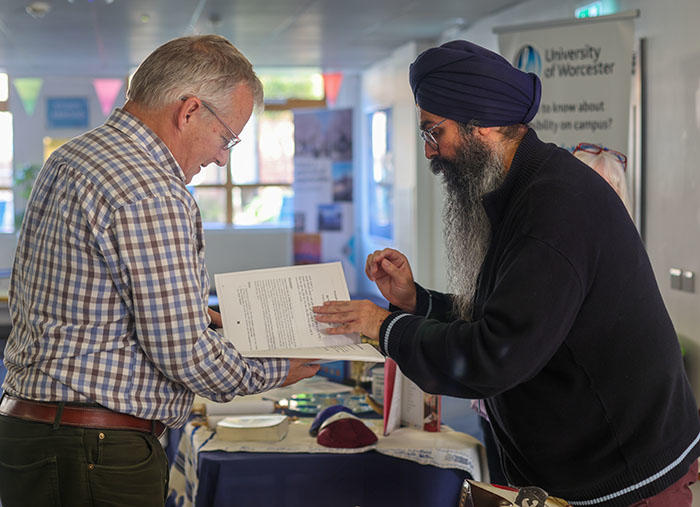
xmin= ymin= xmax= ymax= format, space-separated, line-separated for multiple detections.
xmin=316 ymin=411 xmax=378 ymax=449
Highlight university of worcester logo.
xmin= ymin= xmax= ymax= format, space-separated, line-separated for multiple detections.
xmin=514 ymin=44 xmax=542 ymax=75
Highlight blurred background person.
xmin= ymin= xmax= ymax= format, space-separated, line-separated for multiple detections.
xmin=573 ymin=142 xmax=631 ymax=215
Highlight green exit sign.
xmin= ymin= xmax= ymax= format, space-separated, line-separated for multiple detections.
xmin=575 ymin=1 xmax=602 ymax=18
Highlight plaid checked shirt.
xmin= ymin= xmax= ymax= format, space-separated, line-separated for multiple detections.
xmin=4 ymin=109 xmax=289 ymax=428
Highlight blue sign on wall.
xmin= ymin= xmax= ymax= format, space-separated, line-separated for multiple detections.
xmin=47 ymin=97 xmax=89 ymax=128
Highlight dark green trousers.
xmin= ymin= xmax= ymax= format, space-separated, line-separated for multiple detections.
xmin=0 ymin=413 xmax=169 ymax=507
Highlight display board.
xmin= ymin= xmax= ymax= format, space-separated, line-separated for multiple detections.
xmin=293 ymin=109 xmax=356 ymax=292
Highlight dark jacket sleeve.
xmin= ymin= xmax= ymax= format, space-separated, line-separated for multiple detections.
xmin=380 ymin=236 xmax=585 ymax=398
xmin=388 ymin=283 xmax=456 ymax=321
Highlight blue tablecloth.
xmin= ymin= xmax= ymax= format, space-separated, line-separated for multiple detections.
xmin=193 ymin=449 xmax=470 ymax=507
xmin=168 ymin=417 xmax=483 ymax=507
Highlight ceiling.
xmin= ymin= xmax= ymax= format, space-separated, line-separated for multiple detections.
xmin=0 ymin=0 xmax=527 ymax=77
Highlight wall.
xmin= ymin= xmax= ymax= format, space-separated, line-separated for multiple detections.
xmin=358 ymin=41 xmax=446 ymax=296
xmin=445 ymin=0 xmax=700 ymax=398
xmin=1 ymin=73 xmax=362 ymax=293
xmin=0 ymin=238 xmax=13 ymax=272
xmin=1 ymin=75 xmax=124 ymax=274
xmin=204 ymin=74 xmax=363 ymax=288
xmin=202 ymin=228 xmax=292 ymax=283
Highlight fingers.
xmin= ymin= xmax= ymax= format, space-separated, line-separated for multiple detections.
xmin=207 ymin=307 xmax=223 ymax=328
xmin=289 ymin=358 xmax=321 ymax=371
xmin=281 ymin=360 xmax=321 ymax=386
xmin=295 ymin=361 xmax=320 ymax=379
xmin=312 ymin=300 xmax=355 ymax=314
xmin=366 ymin=248 xmax=403 ymax=280
xmin=367 ymin=248 xmax=408 ymax=270
xmin=379 ymin=257 xmax=399 ymax=277
xmin=379 ymin=248 xmax=408 ymax=268
xmin=315 ymin=310 xmax=355 ymax=323
xmin=322 ymin=324 xmax=359 ymax=335
xmin=365 ymin=251 xmax=382 ymax=280
xmin=312 ymin=300 xmax=390 ymax=340
xmin=313 ymin=301 xmax=363 ymax=334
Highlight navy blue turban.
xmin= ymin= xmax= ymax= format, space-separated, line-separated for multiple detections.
xmin=409 ymin=40 xmax=541 ymax=126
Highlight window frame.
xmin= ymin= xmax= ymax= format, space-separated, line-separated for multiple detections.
xmin=192 ymin=97 xmax=326 ymax=228
xmin=0 ymin=76 xmax=12 ymax=233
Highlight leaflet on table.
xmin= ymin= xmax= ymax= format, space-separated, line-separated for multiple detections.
xmin=383 ymin=358 xmax=441 ymax=435
xmin=215 ymin=262 xmax=384 ymax=362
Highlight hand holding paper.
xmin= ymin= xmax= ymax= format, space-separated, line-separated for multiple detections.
xmin=215 ymin=262 xmax=384 ymax=362
xmin=313 ymin=300 xmax=390 ymax=341
xmin=208 ymin=307 xmax=223 ymax=328
xmin=281 ymin=359 xmax=321 ymax=386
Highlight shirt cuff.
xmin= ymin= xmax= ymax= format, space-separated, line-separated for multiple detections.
xmin=257 ymin=357 xmax=290 ymax=390
xmin=379 ymin=312 xmax=412 ymax=356
xmin=414 ymin=284 xmax=432 ymax=317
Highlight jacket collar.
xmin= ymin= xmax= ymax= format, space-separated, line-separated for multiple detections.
xmin=481 ymin=128 xmax=554 ymax=228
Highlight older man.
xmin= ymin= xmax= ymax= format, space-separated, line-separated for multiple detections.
xmin=0 ymin=35 xmax=318 ymax=506
xmin=315 ymin=40 xmax=700 ymax=506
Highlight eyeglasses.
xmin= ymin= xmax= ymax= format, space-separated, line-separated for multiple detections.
xmin=181 ymin=96 xmax=241 ymax=151
xmin=573 ymin=142 xmax=627 ymax=171
xmin=419 ymin=119 xmax=446 ymax=150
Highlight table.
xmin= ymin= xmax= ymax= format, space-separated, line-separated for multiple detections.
xmin=194 ymin=449 xmax=471 ymax=507
xmin=168 ymin=418 xmax=484 ymax=507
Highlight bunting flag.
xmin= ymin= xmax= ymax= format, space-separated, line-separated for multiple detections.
xmin=13 ymin=77 xmax=43 ymax=116
xmin=322 ymin=72 xmax=343 ymax=107
xmin=93 ymin=78 xmax=124 ymax=116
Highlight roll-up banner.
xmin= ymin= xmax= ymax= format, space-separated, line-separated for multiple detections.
xmin=496 ymin=11 xmax=637 ymax=153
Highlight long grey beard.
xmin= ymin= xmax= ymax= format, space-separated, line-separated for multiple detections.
xmin=432 ymin=132 xmax=506 ymax=321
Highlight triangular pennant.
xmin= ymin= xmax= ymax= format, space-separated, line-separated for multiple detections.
xmin=322 ymin=72 xmax=343 ymax=107
xmin=93 ymin=78 xmax=124 ymax=116
xmin=13 ymin=77 xmax=43 ymax=116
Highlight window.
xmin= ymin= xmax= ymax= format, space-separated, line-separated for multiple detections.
xmin=368 ymin=109 xmax=393 ymax=240
xmin=190 ymin=110 xmax=296 ymax=227
xmin=0 ymin=73 xmax=13 ymax=233
xmin=188 ymin=69 xmax=325 ymax=228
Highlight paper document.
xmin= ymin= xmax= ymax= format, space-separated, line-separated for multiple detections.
xmin=215 ymin=262 xmax=384 ymax=362
xmin=383 ymin=358 xmax=440 ymax=435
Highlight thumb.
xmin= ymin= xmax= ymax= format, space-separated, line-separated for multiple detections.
xmin=381 ymin=257 xmax=402 ymax=277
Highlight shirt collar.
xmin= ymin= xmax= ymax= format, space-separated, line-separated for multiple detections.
xmin=105 ymin=108 xmax=185 ymax=182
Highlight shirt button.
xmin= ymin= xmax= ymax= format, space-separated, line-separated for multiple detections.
xmin=98 ymin=432 xmax=105 ymax=440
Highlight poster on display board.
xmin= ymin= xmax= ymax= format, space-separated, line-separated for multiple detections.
xmin=496 ymin=10 xmax=639 ymax=224
xmin=293 ymin=109 xmax=356 ymax=293
xmin=46 ymin=97 xmax=89 ymax=129
xmin=496 ymin=12 xmax=636 ymax=151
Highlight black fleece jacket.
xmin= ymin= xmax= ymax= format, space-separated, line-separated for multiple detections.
xmin=379 ymin=129 xmax=700 ymax=506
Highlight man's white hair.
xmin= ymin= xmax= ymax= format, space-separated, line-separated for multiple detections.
xmin=127 ymin=34 xmax=263 ymax=114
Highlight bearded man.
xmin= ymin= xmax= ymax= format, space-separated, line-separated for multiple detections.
xmin=314 ymin=40 xmax=700 ymax=507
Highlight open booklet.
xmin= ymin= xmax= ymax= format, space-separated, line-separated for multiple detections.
xmin=383 ymin=358 xmax=440 ymax=435
xmin=215 ymin=262 xmax=384 ymax=362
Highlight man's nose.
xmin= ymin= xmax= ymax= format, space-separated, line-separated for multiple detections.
xmin=424 ymin=141 xmax=439 ymax=160
xmin=215 ymin=149 xmax=229 ymax=166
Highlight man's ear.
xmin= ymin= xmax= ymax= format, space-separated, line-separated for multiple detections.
xmin=474 ymin=125 xmax=503 ymax=145
xmin=474 ymin=125 xmax=496 ymax=138
xmin=176 ymin=97 xmax=200 ymax=130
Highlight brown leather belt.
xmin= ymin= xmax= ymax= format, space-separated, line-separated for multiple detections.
xmin=0 ymin=395 xmax=165 ymax=436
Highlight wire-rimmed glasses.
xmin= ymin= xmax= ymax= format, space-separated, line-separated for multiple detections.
xmin=419 ymin=119 xmax=446 ymax=151
xmin=181 ymin=96 xmax=241 ymax=151
xmin=573 ymin=142 xmax=627 ymax=171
